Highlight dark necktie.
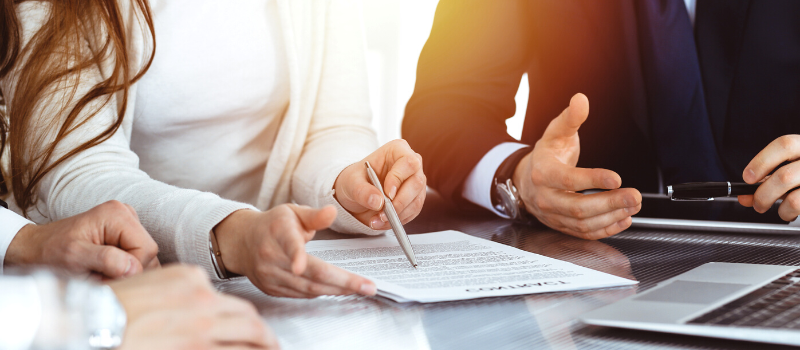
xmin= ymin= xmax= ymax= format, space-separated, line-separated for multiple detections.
xmin=634 ymin=0 xmax=727 ymax=185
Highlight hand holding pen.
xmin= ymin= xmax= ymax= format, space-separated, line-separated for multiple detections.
xmin=669 ymin=135 xmax=800 ymax=222
xmin=738 ymin=135 xmax=800 ymax=221
xmin=332 ymin=140 xmax=427 ymax=230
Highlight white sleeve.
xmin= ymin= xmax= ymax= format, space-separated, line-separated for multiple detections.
xmin=291 ymin=0 xmax=383 ymax=235
xmin=462 ymin=142 xmax=529 ymax=218
xmin=0 ymin=208 xmax=34 ymax=275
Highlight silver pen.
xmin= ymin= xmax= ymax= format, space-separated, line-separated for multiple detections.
xmin=365 ymin=161 xmax=419 ymax=268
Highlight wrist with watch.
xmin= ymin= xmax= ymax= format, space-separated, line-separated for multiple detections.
xmin=491 ymin=146 xmax=532 ymax=221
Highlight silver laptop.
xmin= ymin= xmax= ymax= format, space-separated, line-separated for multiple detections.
xmin=630 ymin=194 xmax=800 ymax=234
xmin=581 ymin=262 xmax=800 ymax=346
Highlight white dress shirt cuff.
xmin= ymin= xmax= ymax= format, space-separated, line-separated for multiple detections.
xmin=0 ymin=208 xmax=34 ymax=275
xmin=462 ymin=142 xmax=529 ymax=218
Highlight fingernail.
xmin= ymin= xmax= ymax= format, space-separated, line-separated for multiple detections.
xmin=745 ymin=169 xmax=756 ymax=183
xmin=368 ymin=194 xmax=382 ymax=211
xmin=603 ymin=178 xmax=617 ymax=189
xmin=617 ymin=220 xmax=628 ymax=229
xmin=622 ymin=197 xmax=630 ymax=207
xmin=380 ymin=212 xmax=388 ymax=222
xmin=624 ymin=207 xmax=634 ymax=214
xmin=360 ymin=283 xmax=377 ymax=296
xmin=387 ymin=186 xmax=397 ymax=200
xmin=370 ymin=217 xmax=382 ymax=229
xmin=123 ymin=258 xmax=134 ymax=276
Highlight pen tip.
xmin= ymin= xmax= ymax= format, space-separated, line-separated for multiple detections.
xmin=413 ymin=264 xmax=418 ymax=269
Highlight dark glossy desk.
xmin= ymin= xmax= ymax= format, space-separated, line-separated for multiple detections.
xmin=218 ymin=192 xmax=800 ymax=349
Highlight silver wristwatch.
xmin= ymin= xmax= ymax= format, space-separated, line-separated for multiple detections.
xmin=491 ymin=146 xmax=532 ymax=221
xmin=494 ymin=178 xmax=525 ymax=220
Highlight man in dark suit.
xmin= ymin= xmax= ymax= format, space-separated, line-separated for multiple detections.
xmin=403 ymin=0 xmax=800 ymax=239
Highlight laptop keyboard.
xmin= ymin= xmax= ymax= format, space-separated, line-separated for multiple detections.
xmin=688 ymin=270 xmax=800 ymax=329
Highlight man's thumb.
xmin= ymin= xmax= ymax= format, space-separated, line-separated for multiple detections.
xmin=542 ymin=93 xmax=590 ymax=140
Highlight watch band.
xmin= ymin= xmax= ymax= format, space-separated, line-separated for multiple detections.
xmin=208 ymin=228 xmax=237 ymax=279
xmin=494 ymin=146 xmax=532 ymax=184
xmin=491 ymin=146 xmax=532 ymax=217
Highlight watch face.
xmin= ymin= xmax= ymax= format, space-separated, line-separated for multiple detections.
xmin=495 ymin=183 xmax=520 ymax=220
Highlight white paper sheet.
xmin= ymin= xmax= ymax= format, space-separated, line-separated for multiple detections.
xmin=306 ymin=230 xmax=637 ymax=303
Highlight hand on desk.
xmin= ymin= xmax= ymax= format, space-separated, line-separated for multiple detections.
xmin=5 ymin=200 xmax=160 ymax=278
xmin=513 ymin=93 xmax=642 ymax=239
xmin=215 ymin=205 xmax=377 ymax=298
xmin=334 ymin=139 xmax=427 ymax=230
xmin=739 ymin=134 xmax=800 ymax=221
xmin=111 ymin=265 xmax=277 ymax=350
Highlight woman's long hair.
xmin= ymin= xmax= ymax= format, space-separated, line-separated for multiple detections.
xmin=0 ymin=0 xmax=155 ymax=214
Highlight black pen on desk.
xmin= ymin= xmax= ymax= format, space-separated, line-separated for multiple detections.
xmin=667 ymin=182 xmax=800 ymax=201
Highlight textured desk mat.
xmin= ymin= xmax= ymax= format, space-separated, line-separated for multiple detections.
xmin=218 ymin=193 xmax=800 ymax=350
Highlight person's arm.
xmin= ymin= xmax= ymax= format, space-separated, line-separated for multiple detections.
xmin=292 ymin=0 xmax=425 ymax=233
xmin=402 ymin=0 xmax=529 ymax=204
xmin=0 ymin=207 xmax=33 ymax=274
xmin=2 ymin=2 xmax=254 ymax=282
xmin=402 ymin=2 xmax=641 ymax=238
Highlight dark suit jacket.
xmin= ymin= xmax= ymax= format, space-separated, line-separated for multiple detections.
xmin=402 ymin=0 xmax=800 ymax=205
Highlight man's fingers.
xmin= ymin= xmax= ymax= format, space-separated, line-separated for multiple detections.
xmin=145 ymin=256 xmax=161 ymax=269
xmin=738 ymin=195 xmax=754 ymax=207
xmin=290 ymin=205 xmax=337 ymax=231
xmin=540 ymin=163 xmax=621 ymax=191
xmin=560 ymin=216 xmax=633 ymax=240
xmin=778 ymin=189 xmax=800 ymax=222
xmin=96 ymin=201 xmax=160 ymax=270
xmin=382 ymin=152 xmax=423 ymax=200
xmin=752 ymin=161 xmax=800 ymax=213
xmin=541 ymin=93 xmax=589 ymax=141
xmin=744 ymin=135 xmax=800 ymax=184
xmin=536 ymin=188 xmax=641 ymax=220
xmin=77 ymin=243 xmax=143 ymax=278
xmin=554 ymin=205 xmax=641 ymax=235
xmin=304 ymin=256 xmax=376 ymax=296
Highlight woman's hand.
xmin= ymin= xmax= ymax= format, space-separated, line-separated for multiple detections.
xmin=333 ymin=139 xmax=427 ymax=230
xmin=214 ymin=205 xmax=377 ymax=298
xmin=5 ymin=200 xmax=160 ymax=278
xmin=111 ymin=265 xmax=278 ymax=350
xmin=739 ymin=135 xmax=800 ymax=221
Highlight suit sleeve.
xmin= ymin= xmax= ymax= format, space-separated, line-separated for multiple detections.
xmin=402 ymin=0 xmax=529 ymax=204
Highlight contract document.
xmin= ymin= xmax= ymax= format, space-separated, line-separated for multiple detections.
xmin=306 ymin=230 xmax=637 ymax=303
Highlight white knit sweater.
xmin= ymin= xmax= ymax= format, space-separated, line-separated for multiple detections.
xmin=2 ymin=0 xmax=385 ymax=281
